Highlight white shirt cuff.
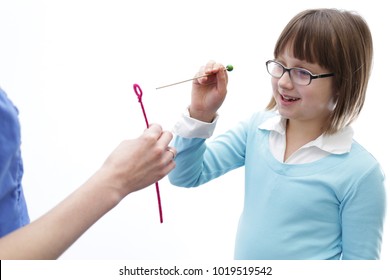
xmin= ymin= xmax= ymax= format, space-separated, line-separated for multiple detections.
xmin=172 ymin=108 xmax=218 ymax=138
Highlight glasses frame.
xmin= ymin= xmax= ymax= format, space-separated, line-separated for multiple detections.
xmin=266 ymin=60 xmax=335 ymax=86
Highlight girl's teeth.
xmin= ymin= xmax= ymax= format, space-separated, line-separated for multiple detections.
xmin=282 ymin=95 xmax=299 ymax=101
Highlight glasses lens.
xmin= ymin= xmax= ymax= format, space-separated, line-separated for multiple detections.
xmin=290 ymin=69 xmax=311 ymax=85
xmin=267 ymin=61 xmax=284 ymax=78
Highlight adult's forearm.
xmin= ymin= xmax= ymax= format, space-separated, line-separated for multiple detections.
xmin=0 ymin=171 xmax=120 ymax=259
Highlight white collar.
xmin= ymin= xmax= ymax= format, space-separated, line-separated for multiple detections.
xmin=258 ymin=114 xmax=354 ymax=155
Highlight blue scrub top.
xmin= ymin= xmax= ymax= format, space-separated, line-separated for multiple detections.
xmin=0 ymin=87 xmax=29 ymax=237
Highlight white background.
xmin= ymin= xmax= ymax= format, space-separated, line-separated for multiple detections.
xmin=0 ymin=0 xmax=389 ymax=260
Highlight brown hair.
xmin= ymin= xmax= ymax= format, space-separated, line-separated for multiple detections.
xmin=266 ymin=9 xmax=373 ymax=134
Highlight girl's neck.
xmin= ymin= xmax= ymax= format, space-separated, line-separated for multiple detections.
xmin=283 ymin=119 xmax=324 ymax=162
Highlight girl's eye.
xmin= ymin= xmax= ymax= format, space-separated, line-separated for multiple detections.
xmin=295 ymin=69 xmax=310 ymax=77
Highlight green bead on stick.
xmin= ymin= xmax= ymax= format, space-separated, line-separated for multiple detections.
xmin=156 ymin=64 xmax=233 ymax=90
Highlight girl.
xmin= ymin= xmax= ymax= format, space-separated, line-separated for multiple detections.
xmin=168 ymin=9 xmax=386 ymax=259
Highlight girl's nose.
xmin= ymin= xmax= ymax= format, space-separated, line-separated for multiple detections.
xmin=278 ymin=71 xmax=294 ymax=89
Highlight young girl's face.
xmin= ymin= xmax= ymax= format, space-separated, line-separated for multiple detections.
xmin=272 ymin=49 xmax=336 ymax=129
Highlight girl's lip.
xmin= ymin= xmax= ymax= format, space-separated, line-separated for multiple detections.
xmin=279 ymin=93 xmax=301 ymax=103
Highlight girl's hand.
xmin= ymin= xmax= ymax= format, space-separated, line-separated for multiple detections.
xmin=189 ymin=61 xmax=229 ymax=122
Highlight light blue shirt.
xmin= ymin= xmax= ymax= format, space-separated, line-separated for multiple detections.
xmin=169 ymin=110 xmax=386 ymax=259
xmin=0 ymin=87 xmax=30 ymax=237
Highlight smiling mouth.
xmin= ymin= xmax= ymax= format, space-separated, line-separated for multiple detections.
xmin=281 ymin=94 xmax=300 ymax=102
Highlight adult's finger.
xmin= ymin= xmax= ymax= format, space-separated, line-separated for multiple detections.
xmin=157 ymin=130 xmax=174 ymax=146
xmin=143 ymin=123 xmax=163 ymax=139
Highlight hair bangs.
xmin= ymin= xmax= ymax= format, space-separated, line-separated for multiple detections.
xmin=274 ymin=10 xmax=336 ymax=71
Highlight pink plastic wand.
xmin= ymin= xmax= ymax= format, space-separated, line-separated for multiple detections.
xmin=133 ymin=83 xmax=163 ymax=223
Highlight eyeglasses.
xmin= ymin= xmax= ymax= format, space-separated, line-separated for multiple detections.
xmin=266 ymin=60 xmax=335 ymax=86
